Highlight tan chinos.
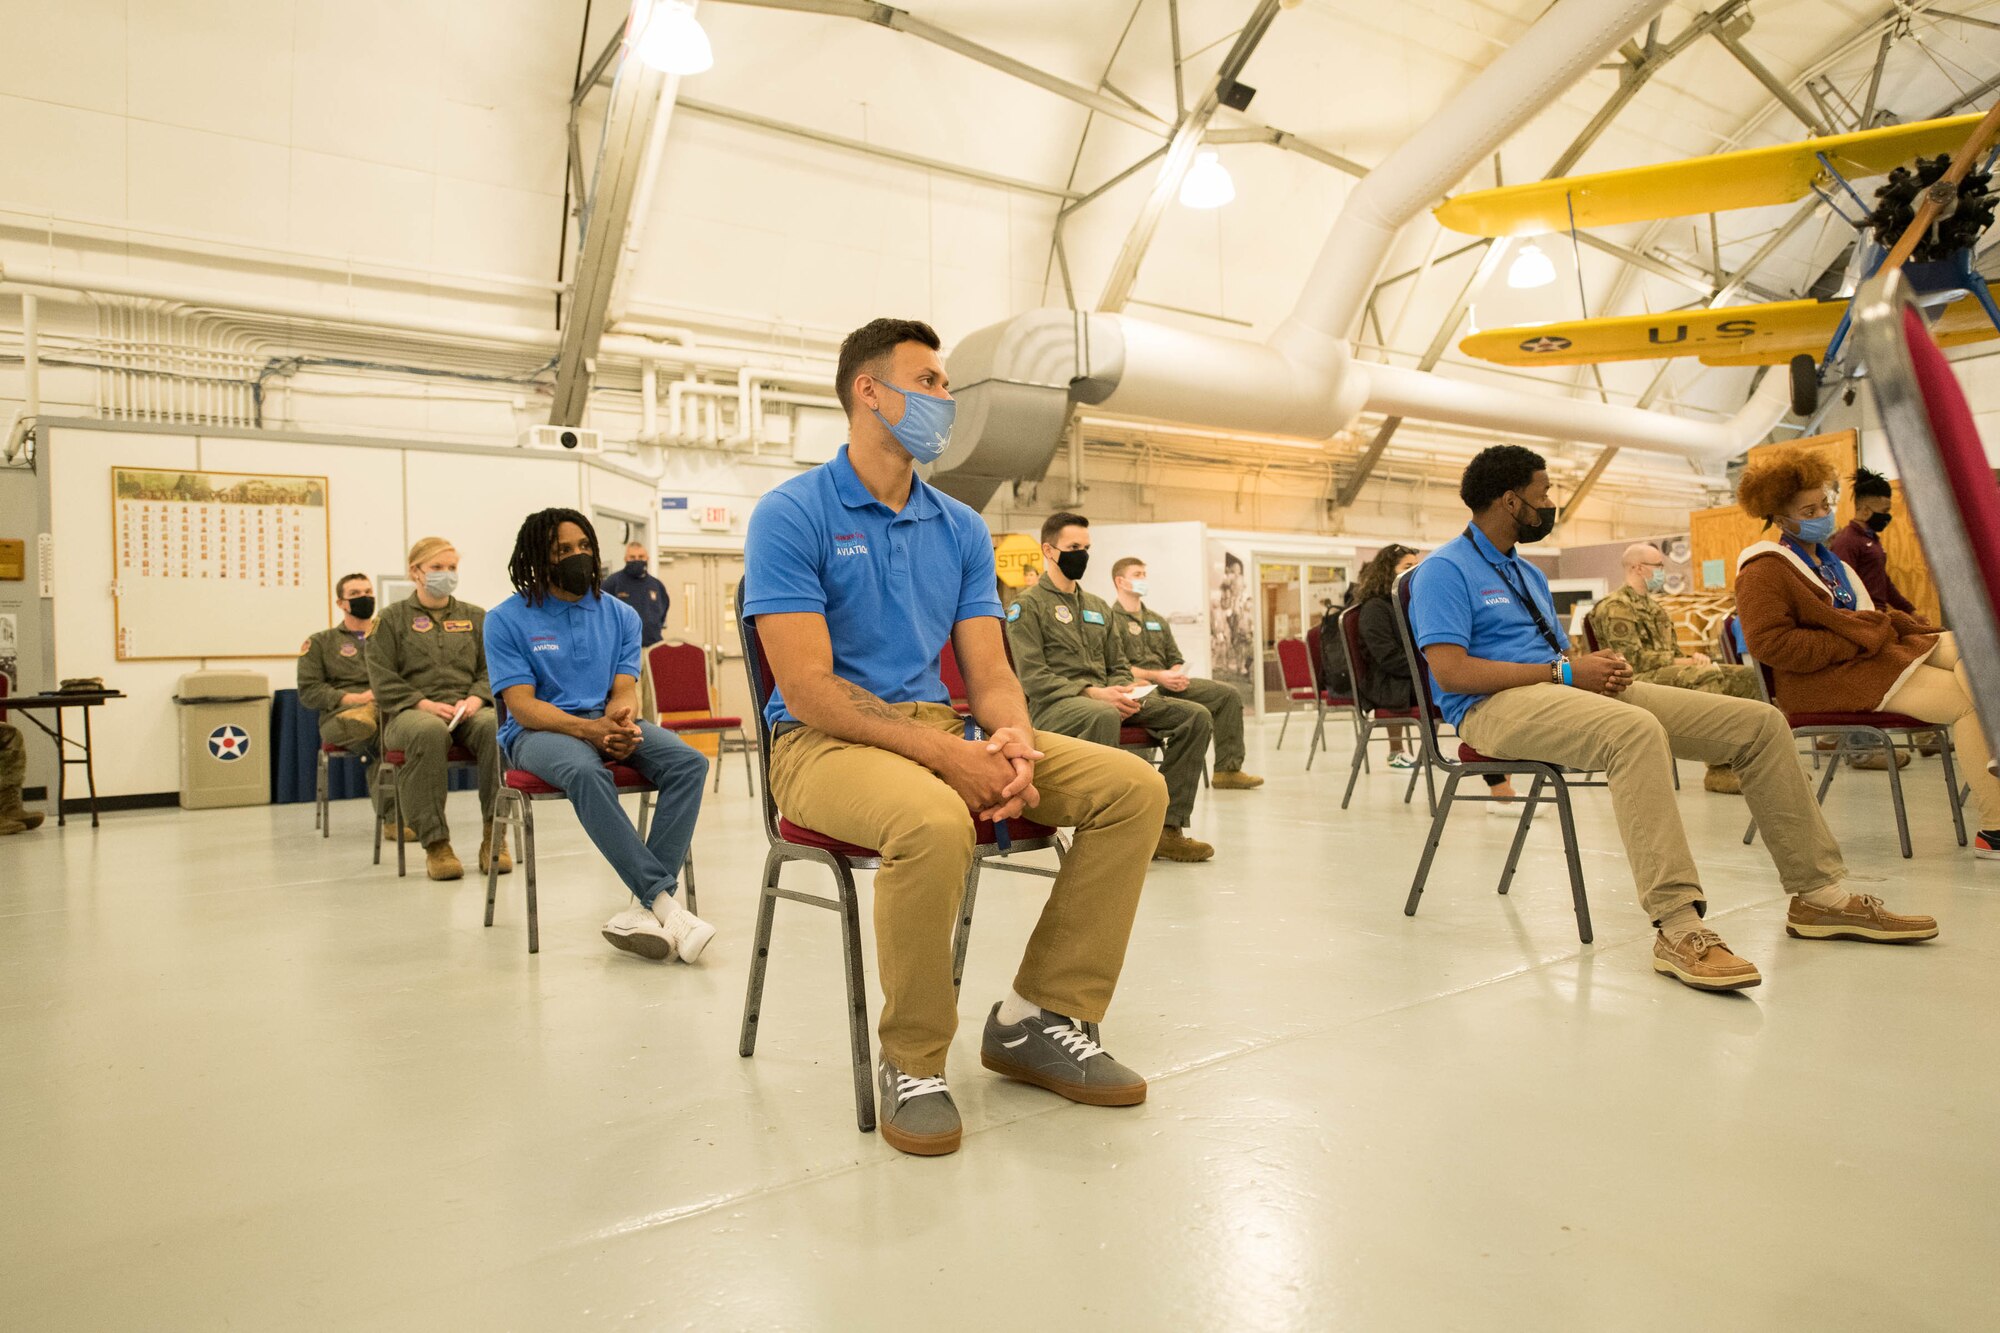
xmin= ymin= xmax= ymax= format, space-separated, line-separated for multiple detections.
xmin=1459 ymin=682 xmax=1847 ymax=923
xmin=769 ymin=703 xmax=1168 ymax=1077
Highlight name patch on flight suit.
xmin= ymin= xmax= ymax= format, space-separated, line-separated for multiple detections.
xmin=1146 ymin=621 xmax=1163 ymax=631
xmin=1054 ymin=606 xmax=1073 ymax=624
xmin=412 ymin=616 xmax=434 ymax=632
xmin=443 ymin=620 xmax=473 ymax=633
xmin=1081 ymin=609 xmax=1105 ymax=625
xmin=339 ymin=642 xmax=358 ymax=657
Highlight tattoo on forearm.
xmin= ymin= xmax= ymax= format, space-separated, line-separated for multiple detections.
xmin=836 ymin=677 xmax=909 ymax=724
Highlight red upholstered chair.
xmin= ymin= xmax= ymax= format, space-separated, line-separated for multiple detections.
xmin=314 ymin=741 xmax=367 ymax=840
xmin=939 ymin=639 xmax=971 ymax=715
xmin=1337 ymin=603 xmax=1426 ymax=810
xmin=1273 ymin=637 xmax=1317 ymax=752
xmin=646 ymin=641 xmax=754 ymax=796
xmin=1300 ymin=624 xmax=1360 ymax=771
xmin=377 ymin=743 xmax=480 ymax=877
xmin=1392 ymin=570 xmax=1607 ymax=943
xmin=483 ymin=744 xmax=695 ymax=955
xmin=1737 ymin=656 xmax=1965 ymax=860
xmin=736 ymin=594 xmax=1066 ymax=1134
xmin=1854 ymin=265 xmax=2000 ymax=783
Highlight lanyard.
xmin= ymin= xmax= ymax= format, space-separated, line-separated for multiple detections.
xmin=1463 ymin=526 xmax=1563 ymax=655
xmin=1780 ymin=535 xmax=1857 ymax=608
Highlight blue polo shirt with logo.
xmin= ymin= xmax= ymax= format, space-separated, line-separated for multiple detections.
xmin=484 ymin=589 xmax=644 ymax=753
xmin=1407 ymin=525 xmax=1568 ymax=727
xmin=742 ymin=445 xmax=1003 ymax=728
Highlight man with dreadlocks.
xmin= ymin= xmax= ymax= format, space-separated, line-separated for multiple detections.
xmin=483 ymin=508 xmax=716 ymax=963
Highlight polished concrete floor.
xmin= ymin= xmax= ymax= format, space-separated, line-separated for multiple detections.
xmin=3 ymin=722 xmax=1997 ymax=1331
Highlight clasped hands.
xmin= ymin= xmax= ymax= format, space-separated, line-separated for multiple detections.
xmin=1572 ymin=650 xmax=1635 ymax=696
xmin=582 ymin=705 xmax=643 ymax=759
xmin=937 ymin=724 xmax=1044 ymax=824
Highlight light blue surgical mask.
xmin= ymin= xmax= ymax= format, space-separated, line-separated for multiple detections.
xmin=870 ymin=378 xmax=955 ymax=463
xmin=1792 ymin=514 xmax=1837 ymax=546
xmin=1128 ymin=579 xmax=1149 ymax=598
xmin=423 ymin=569 xmax=459 ymax=598
xmin=1644 ymin=568 xmax=1666 ymax=594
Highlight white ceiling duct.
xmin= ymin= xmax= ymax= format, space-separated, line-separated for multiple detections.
xmin=938 ymin=0 xmax=1790 ymax=507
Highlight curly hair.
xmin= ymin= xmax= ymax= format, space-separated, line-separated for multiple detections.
xmin=1353 ymin=544 xmax=1418 ymax=603
xmin=1736 ymin=447 xmax=1838 ymax=524
xmin=1459 ymin=444 xmax=1546 ymax=511
xmin=507 ymin=507 xmax=602 ymax=607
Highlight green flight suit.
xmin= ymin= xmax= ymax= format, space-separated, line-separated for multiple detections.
xmin=1108 ymin=600 xmax=1247 ymax=773
xmin=1589 ymin=584 xmax=1759 ymax=698
xmin=1008 ymin=579 xmax=1212 ymax=827
xmin=366 ymin=594 xmax=499 ymax=847
xmin=296 ymin=623 xmax=391 ymax=819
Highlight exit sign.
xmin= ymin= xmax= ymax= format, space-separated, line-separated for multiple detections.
xmin=696 ymin=505 xmax=733 ymax=531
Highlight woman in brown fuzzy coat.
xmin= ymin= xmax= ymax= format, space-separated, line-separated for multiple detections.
xmin=1733 ymin=445 xmax=2000 ymax=856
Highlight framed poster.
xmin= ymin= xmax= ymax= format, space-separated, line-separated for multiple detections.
xmin=110 ymin=467 xmax=332 ymax=660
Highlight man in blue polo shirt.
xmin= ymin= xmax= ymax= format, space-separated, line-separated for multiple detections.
xmin=1409 ymin=445 xmax=1934 ymax=994
xmin=743 ymin=317 xmax=1168 ymax=1158
xmin=484 ymin=507 xmax=714 ymax=964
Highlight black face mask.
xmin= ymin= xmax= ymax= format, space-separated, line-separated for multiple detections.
xmin=345 ymin=595 xmax=375 ymax=622
xmin=624 ymin=559 xmax=647 ymax=576
xmin=1509 ymin=492 xmax=1558 ymax=544
xmin=1054 ymin=548 xmax=1090 ymax=581
xmin=1866 ymin=510 xmax=1892 ymax=533
xmin=552 ymin=552 xmax=597 ymax=596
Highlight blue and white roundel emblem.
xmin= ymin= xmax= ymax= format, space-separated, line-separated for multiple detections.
xmin=208 ymin=725 xmax=250 ymax=761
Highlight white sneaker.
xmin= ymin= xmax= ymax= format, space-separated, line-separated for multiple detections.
xmin=1386 ymin=752 xmax=1416 ymax=771
xmin=651 ymin=894 xmax=716 ymax=964
xmin=602 ymin=897 xmax=677 ymax=961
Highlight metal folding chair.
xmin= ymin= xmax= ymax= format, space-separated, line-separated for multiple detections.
xmin=1337 ymin=603 xmax=1425 ymax=810
xmin=1392 ymin=571 xmax=1607 ymax=944
xmin=1295 ymin=627 xmax=1358 ymax=771
xmin=314 ymin=742 xmax=365 ymax=839
xmin=736 ymin=596 xmax=1065 ymax=1134
xmin=646 ymin=641 xmax=755 ymax=796
xmin=378 ymin=743 xmax=480 ymax=876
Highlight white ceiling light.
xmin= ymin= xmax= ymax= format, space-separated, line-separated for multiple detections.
xmin=635 ymin=0 xmax=713 ymax=75
xmin=1506 ymin=241 xmax=1555 ymax=289
xmin=1179 ymin=151 xmax=1236 ymax=209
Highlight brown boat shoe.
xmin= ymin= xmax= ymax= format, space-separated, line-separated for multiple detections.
xmin=1653 ymin=927 xmax=1761 ymax=991
xmin=1786 ymin=893 xmax=1938 ymax=943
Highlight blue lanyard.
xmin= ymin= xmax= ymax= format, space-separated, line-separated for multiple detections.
xmin=1781 ymin=535 xmax=1857 ymax=608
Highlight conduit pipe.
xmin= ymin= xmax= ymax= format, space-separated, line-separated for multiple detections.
xmin=941 ymin=0 xmax=1789 ymax=508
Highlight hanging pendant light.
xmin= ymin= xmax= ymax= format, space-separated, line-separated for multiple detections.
xmin=1506 ymin=241 xmax=1556 ymax=289
xmin=635 ymin=0 xmax=714 ymax=75
xmin=1179 ymin=151 xmax=1236 ymax=209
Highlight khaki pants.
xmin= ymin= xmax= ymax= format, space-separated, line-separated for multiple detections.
xmin=769 ymin=703 xmax=1168 ymax=1076
xmin=1460 ymin=681 xmax=1845 ymax=923
xmin=1883 ymin=632 xmax=2000 ymax=829
xmin=1161 ymin=676 xmax=1248 ymax=772
xmin=381 ymin=707 xmax=500 ymax=848
xmin=1034 ymin=692 xmax=1211 ymax=826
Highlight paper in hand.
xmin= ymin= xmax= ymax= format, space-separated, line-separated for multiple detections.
xmin=446 ymin=700 xmax=468 ymax=729
xmin=1125 ymin=683 xmax=1157 ymax=700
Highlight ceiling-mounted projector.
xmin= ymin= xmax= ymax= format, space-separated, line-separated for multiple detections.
xmin=522 ymin=425 xmax=602 ymax=454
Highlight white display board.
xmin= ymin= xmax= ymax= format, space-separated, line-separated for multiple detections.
xmin=110 ymin=467 xmax=331 ymax=660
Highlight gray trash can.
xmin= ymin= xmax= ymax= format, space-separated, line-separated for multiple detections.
xmin=176 ymin=670 xmax=272 ymax=810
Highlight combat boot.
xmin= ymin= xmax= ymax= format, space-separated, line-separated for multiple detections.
xmin=0 ymin=789 xmax=43 ymax=831
xmin=425 ymin=841 xmax=464 ymax=881
xmin=0 ymin=813 xmax=26 ymax=836
xmin=1153 ymin=826 xmax=1214 ymax=862
xmin=479 ymin=823 xmax=513 ymax=876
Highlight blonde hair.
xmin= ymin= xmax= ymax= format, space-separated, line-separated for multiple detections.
xmin=406 ymin=536 xmax=456 ymax=571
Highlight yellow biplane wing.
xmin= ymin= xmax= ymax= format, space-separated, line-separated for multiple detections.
xmin=1461 ymin=295 xmax=2000 ymax=368
xmin=1434 ymin=114 xmax=1983 ymax=237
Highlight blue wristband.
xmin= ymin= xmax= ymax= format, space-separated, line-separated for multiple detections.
xmin=1560 ymin=659 xmax=1573 ymax=687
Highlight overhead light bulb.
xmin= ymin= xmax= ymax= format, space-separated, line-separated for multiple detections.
xmin=635 ymin=0 xmax=713 ymax=75
xmin=1507 ymin=241 xmax=1556 ymax=289
xmin=1179 ymin=151 xmax=1236 ymax=209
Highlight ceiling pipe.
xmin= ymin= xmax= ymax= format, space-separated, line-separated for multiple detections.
xmin=939 ymin=0 xmax=1792 ymax=507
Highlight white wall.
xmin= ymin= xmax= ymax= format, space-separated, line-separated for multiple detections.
xmin=42 ymin=421 xmax=658 ymax=797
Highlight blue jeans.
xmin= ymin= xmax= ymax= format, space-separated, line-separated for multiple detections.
xmin=507 ymin=719 xmax=708 ymax=908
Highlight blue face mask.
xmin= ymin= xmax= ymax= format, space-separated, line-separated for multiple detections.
xmin=1644 ymin=569 xmax=1666 ymax=594
xmin=1793 ymin=514 xmax=1837 ymax=546
xmin=870 ymin=378 xmax=955 ymax=463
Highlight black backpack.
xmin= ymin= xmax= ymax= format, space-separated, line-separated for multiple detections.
xmin=1317 ymin=610 xmax=1354 ymax=698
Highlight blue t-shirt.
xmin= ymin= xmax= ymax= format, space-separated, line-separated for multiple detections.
xmin=1407 ymin=526 xmax=1569 ymax=727
xmin=741 ymin=445 xmax=1003 ymax=728
xmin=483 ymin=589 xmax=644 ymax=752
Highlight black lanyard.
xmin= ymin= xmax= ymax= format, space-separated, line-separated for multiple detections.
xmin=1463 ymin=526 xmax=1563 ymax=655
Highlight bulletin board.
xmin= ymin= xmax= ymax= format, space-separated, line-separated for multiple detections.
xmin=110 ymin=467 xmax=332 ymax=660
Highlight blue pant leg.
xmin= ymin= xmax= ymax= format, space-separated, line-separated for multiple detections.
xmin=508 ymin=728 xmax=672 ymax=905
xmin=628 ymin=722 xmax=708 ymax=903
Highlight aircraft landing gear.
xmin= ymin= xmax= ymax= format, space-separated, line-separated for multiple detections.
xmin=1789 ymin=353 xmax=1820 ymax=417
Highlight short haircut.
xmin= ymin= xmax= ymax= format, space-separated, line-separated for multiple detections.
xmin=507 ymin=507 xmax=602 ymax=607
xmin=1111 ymin=556 xmax=1145 ymax=580
xmin=1041 ymin=511 xmax=1089 ymax=546
xmin=1851 ymin=465 xmax=1893 ymax=500
xmin=1459 ymin=445 xmax=1547 ymax=511
xmin=1621 ymin=543 xmax=1663 ymax=567
xmin=835 ymin=317 xmax=941 ymax=415
xmin=1737 ymin=447 xmax=1838 ymax=522
xmin=335 ymin=571 xmax=369 ymax=599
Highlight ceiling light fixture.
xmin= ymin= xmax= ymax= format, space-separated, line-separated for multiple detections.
xmin=634 ymin=0 xmax=713 ymax=75
xmin=1179 ymin=151 xmax=1236 ymax=209
xmin=1506 ymin=241 xmax=1556 ymax=289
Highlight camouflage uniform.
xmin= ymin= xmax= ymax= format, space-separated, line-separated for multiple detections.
xmin=1589 ymin=585 xmax=1759 ymax=699
xmin=0 ymin=722 xmax=41 ymax=833
xmin=1108 ymin=600 xmax=1248 ymax=773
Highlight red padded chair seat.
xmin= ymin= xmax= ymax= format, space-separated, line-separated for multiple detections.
xmin=1119 ymin=726 xmax=1156 ymax=746
xmin=1371 ymin=706 xmax=1421 ymax=720
xmin=381 ymin=745 xmax=476 ymax=765
xmin=503 ymin=763 xmax=650 ymax=796
xmin=776 ymin=815 xmax=1058 ymax=860
xmin=320 ymin=742 xmax=349 ymax=754
xmin=1784 ymin=711 xmax=1928 ymax=730
xmin=1286 ymin=687 xmax=1318 ymax=702
xmin=1323 ymin=693 xmax=1355 ymax=706
xmin=658 ymin=714 xmax=743 ymax=731
xmin=1458 ymin=743 xmax=1503 ymax=764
